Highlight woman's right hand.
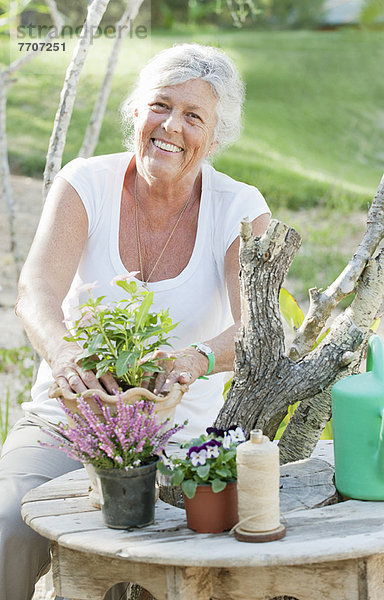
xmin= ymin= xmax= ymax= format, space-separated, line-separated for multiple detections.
xmin=51 ymin=342 xmax=119 ymax=395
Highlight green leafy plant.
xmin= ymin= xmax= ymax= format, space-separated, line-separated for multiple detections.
xmin=0 ymin=346 xmax=34 ymax=404
xmin=64 ymin=276 xmax=177 ymax=389
xmin=0 ymin=388 xmax=10 ymax=445
xmin=158 ymin=426 xmax=245 ymax=498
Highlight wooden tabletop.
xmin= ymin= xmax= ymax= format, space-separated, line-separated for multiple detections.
xmin=21 ymin=442 xmax=384 ymax=570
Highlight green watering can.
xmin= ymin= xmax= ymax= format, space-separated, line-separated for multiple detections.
xmin=332 ymin=334 xmax=384 ymax=500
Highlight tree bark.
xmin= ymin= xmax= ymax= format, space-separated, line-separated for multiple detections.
xmin=43 ymin=0 xmax=112 ymax=199
xmin=0 ymin=0 xmax=63 ymax=277
xmin=215 ymin=175 xmax=384 ymax=462
xmin=78 ymin=0 xmax=145 ymax=158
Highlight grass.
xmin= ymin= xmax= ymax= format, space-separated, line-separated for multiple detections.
xmin=0 ymin=27 xmax=381 ymax=296
xmin=1 ymin=28 xmax=382 ymax=202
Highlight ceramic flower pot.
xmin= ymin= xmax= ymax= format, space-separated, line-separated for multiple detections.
xmin=49 ymin=382 xmax=188 ymax=429
xmin=183 ymin=481 xmax=238 ymax=533
xmin=96 ymin=457 xmax=159 ymax=529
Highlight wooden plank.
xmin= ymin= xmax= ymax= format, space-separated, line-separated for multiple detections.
xmin=210 ymin=559 xmax=362 ymax=600
xmin=51 ymin=543 xmax=168 ymax=600
xmin=280 ymin=458 xmax=338 ymax=513
xmin=166 ymin=566 xmax=213 ymax=600
xmin=363 ymin=554 xmax=384 ymax=600
xmin=22 ymin=468 xmax=89 ymax=503
xmin=23 ymin=500 xmax=186 ymax=543
xmin=50 ymin=500 xmax=384 ymax=569
xmin=22 ymin=495 xmax=97 ymax=521
xmin=310 ymin=439 xmax=334 ymax=466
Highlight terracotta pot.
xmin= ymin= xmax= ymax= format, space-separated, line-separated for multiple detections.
xmin=183 ymin=481 xmax=238 ymax=533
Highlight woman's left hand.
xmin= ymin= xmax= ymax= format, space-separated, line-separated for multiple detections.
xmin=150 ymin=347 xmax=209 ymax=395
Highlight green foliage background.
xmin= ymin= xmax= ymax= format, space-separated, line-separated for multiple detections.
xmin=1 ymin=24 xmax=383 ymax=299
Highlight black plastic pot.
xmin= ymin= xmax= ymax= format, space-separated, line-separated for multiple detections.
xmin=96 ymin=458 xmax=159 ymax=529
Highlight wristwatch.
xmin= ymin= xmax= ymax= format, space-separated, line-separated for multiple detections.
xmin=190 ymin=343 xmax=215 ymax=377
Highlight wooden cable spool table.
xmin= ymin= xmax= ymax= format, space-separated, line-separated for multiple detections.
xmin=21 ymin=442 xmax=384 ymax=600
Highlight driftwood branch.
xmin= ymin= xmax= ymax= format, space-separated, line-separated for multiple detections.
xmin=79 ymin=0 xmax=145 ymax=158
xmin=215 ymin=175 xmax=384 ymax=462
xmin=215 ymin=219 xmax=301 ymax=436
xmin=279 ymin=248 xmax=384 ymax=462
xmin=289 ymin=173 xmax=384 ymax=361
xmin=43 ymin=0 xmax=111 ymax=199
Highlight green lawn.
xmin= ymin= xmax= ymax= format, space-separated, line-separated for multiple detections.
xmin=1 ymin=27 xmax=383 ymax=297
xmin=2 ymin=28 xmax=383 ymax=202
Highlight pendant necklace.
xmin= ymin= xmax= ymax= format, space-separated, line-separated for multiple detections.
xmin=134 ymin=174 xmax=194 ymax=285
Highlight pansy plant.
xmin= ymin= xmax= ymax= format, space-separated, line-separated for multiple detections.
xmin=158 ymin=425 xmax=246 ymax=498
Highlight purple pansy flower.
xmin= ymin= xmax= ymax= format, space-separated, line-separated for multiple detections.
xmin=206 ymin=443 xmax=221 ymax=459
xmin=206 ymin=426 xmax=225 ymax=437
xmin=189 ymin=447 xmax=208 ymax=466
xmin=228 ymin=426 xmax=246 ymax=444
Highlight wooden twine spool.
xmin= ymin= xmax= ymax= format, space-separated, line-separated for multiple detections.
xmin=234 ymin=429 xmax=286 ymax=542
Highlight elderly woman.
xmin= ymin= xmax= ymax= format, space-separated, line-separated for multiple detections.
xmin=0 ymin=43 xmax=270 ymax=599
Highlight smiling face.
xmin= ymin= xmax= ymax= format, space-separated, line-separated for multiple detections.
xmin=133 ymin=79 xmax=218 ymax=184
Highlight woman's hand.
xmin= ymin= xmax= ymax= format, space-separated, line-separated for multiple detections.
xmin=151 ymin=347 xmax=209 ymax=396
xmin=51 ymin=342 xmax=119 ymax=395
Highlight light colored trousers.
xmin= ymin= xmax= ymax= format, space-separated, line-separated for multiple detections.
xmin=0 ymin=417 xmax=130 ymax=600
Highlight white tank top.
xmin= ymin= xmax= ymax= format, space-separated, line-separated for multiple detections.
xmin=23 ymin=152 xmax=270 ymax=441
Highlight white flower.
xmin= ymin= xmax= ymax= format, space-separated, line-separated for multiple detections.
xmin=223 ymin=434 xmax=232 ymax=449
xmin=206 ymin=445 xmax=220 ymax=459
xmin=110 ymin=272 xmax=140 ymax=286
xmin=229 ymin=427 xmax=246 ymax=444
xmin=190 ymin=449 xmax=207 ymax=466
xmin=161 ymin=455 xmax=174 ymax=468
xmin=78 ymin=310 xmax=94 ymax=326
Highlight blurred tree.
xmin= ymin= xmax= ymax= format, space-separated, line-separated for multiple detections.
xmin=150 ymin=0 xmax=326 ymax=29
xmin=360 ymin=0 xmax=384 ymax=25
xmin=259 ymin=0 xmax=326 ymax=28
xmin=149 ymin=0 xmax=259 ymax=28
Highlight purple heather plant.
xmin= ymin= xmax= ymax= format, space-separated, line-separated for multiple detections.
xmin=158 ymin=425 xmax=245 ymax=499
xmin=41 ymin=395 xmax=185 ymax=471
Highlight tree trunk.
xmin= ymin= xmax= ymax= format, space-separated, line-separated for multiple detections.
xmin=79 ymin=0 xmax=145 ymax=158
xmin=215 ymin=175 xmax=384 ymax=463
xmin=43 ymin=0 xmax=112 ymax=199
xmin=0 ymin=0 xmax=63 ymax=277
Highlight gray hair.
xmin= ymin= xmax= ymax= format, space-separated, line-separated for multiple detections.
xmin=120 ymin=43 xmax=245 ymax=154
